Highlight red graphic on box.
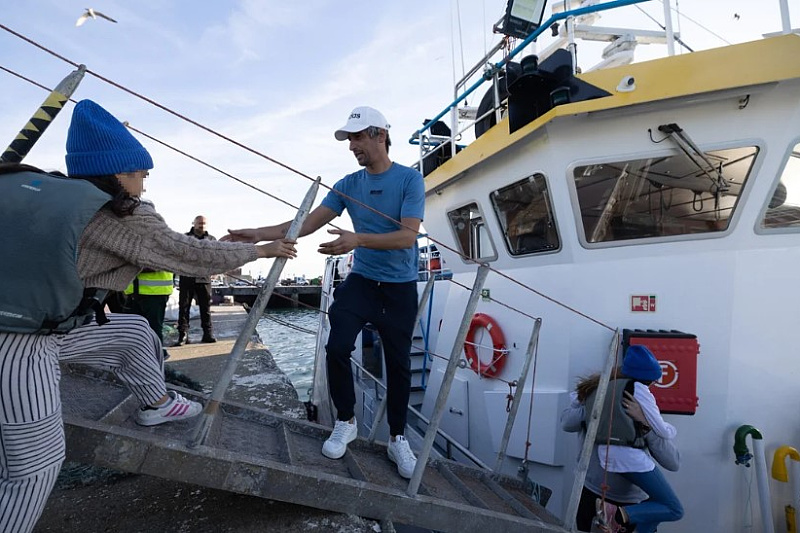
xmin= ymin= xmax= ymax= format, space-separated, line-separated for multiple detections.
xmin=631 ymin=295 xmax=656 ymax=312
xmin=655 ymin=360 xmax=679 ymax=389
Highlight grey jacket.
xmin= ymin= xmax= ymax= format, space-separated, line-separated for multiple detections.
xmin=560 ymin=398 xmax=680 ymax=504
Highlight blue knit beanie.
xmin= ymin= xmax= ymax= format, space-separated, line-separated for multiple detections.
xmin=622 ymin=345 xmax=662 ymax=381
xmin=65 ymin=99 xmax=153 ymax=176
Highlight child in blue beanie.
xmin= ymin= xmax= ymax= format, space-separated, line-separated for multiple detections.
xmin=572 ymin=345 xmax=683 ymax=533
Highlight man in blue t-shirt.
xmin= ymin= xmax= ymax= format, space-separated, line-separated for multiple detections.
xmin=224 ymin=106 xmax=425 ymax=479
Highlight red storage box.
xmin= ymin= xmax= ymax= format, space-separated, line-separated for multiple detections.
xmin=623 ymin=329 xmax=700 ymax=415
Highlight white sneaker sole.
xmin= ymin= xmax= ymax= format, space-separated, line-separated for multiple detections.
xmin=135 ymin=401 xmax=203 ymax=426
xmin=388 ymin=450 xmax=416 ymax=478
xmin=321 ymin=428 xmax=357 ymax=459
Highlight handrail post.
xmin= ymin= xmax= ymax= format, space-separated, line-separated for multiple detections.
xmin=369 ymin=275 xmax=436 ymax=443
xmin=494 ymin=317 xmax=541 ymax=472
xmin=2 ymin=65 xmax=86 ymax=163
xmin=311 ymin=258 xmax=336 ymax=427
xmin=407 ymin=264 xmax=490 ymax=497
xmin=563 ymin=329 xmax=621 ymax=531
xmin=188 ymin=177 xmax=320 ymax=448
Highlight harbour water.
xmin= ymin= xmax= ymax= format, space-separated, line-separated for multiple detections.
xmin=255 ymin=308 xmax=319 ymax=401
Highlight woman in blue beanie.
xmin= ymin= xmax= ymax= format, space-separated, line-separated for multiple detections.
xmin=570 ymin=345 xmax=683 ymax=532
xmin=0 ymin=99 xmax=296 ymax=533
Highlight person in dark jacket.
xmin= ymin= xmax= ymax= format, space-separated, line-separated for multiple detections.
xmin=176 ymin=215 xmax=216 ymax=344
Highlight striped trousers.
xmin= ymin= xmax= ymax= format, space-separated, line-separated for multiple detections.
xmin=0 ymin=313 xmax=166 ymax=533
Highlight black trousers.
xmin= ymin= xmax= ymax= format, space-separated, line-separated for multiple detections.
xmin=177 ymin=280 xmax=212 ymax=335
xmin=325 ymin=274 xmax=417 ymax=436
xmin=123 ymin=294 xmax=169 ymax=342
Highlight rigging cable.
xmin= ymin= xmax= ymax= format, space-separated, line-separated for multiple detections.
xmin=634 ymin=2 xmax=694 ymax=52
xmin=0 ymin=23 xmax=615 ymax=333
xmin=658 ymin=0 xmax=731 ymax=46
xmin=455 ymin=0 xmax=468 ymax=86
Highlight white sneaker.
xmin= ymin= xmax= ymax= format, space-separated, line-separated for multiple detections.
xmin=321 ymin=418 xmax=358 ymax=459
xmin=135 ymin=391 xmax=203 ymax=426
xmin=387 ymin=435 xmax=417 ymax=479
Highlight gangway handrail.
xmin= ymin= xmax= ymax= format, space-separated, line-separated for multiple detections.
xmin=563 ymin=329 xmax=621 ymax=531
xmin=350 ymin=345 xmax=491 ymax=471
xmin=188 ymin=177 xmax=320 ymax=448
xmin=409 ymin=0 xmax=653 ymax=147
xmin=408 ymin=264 xmax=491 ymax=497
xmin=1 ymin=65 xmax=85 ymax=163
xmin=495 ymin=317 xmax=542 ymax=472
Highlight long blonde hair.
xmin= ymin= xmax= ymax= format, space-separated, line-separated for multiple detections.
xmin=574 ymin=367 xmax=625 ymax=403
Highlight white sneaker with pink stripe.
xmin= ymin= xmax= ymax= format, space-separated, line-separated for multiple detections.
xmin=135 ymin=391 xmax=203 ymax=426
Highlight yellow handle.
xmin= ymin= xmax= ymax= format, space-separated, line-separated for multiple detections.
xmin=773 ymin=446 xmax=800 ymax=482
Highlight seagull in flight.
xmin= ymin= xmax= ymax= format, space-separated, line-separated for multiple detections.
xmin=76 ymin=8 xmax=117 ymax=27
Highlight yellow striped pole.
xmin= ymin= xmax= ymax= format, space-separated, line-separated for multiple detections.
xmin=1 ymin=64 xmax=86 ymax=163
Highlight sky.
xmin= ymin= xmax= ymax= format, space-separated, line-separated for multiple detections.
xmin=1 ymin=0 xmax=794 ymax=277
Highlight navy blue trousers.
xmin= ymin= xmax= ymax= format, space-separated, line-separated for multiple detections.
xmin=326 ymin=274 xmax=417 ymax=436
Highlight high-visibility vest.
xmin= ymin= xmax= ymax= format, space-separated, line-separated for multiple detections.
xmin=125 ymin=271 xmax=174 ymax=296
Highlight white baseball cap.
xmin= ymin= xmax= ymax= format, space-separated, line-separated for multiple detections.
xmin=334 ymin=106 xmax=391 ymax=141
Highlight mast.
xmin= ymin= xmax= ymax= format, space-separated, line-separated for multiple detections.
xmin=663 ymin=0 xmax=675 ymax=55
xmin=779 ymin=0 xmax=792 ymax=34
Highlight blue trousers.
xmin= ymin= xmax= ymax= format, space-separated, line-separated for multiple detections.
xmin=621 ymin=466 xmax=684 ymax=533
xmin=326 ymin=274 xmax=417 ymax=436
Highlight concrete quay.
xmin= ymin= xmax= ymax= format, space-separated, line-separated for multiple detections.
xmin=35 ymin=305 xmax=382 ymax=533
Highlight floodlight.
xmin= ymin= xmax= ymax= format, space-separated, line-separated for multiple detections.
xmin=497 ymin=0 xmax=548 ymax=40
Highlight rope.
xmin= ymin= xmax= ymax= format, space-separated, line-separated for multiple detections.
xmin=0 ymin=23 xmax=616 ymax=333
xmin=262 ymin=315 xmax=317 ymax=336
xmin=4 ymin=19 xmax=643 ymax=493
xmin=658 ymin=0 xmax=731 ymax=45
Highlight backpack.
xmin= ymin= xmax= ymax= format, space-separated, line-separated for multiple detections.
xmin=584 ymin=378 xmax=647 ymax=448
xmin=0 ymin=165 xmax=111 ymax=333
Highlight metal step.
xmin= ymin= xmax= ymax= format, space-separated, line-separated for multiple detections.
xmin=60 ymin=365 xmax=567 ymax=533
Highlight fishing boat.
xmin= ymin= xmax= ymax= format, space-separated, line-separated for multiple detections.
xmin=312 ymin=0 xmax=800 ymax=531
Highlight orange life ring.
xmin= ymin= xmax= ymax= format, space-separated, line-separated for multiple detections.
xmin=464 ymin=313 xmax=507 ymax=378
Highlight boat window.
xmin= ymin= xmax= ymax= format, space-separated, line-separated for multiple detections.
xmin=574 ymin=146 xmax=758 ymax=243
xmin=490 ymin=174 xmax=560 ymax=255
xmin=447 ymin=202 xmax=497 ymax=261
xmin=762 ymin=142 xmax=800 ymax=229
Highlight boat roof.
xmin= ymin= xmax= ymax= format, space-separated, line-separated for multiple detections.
xmin=424 ymin=33 xmax=800 ymax=193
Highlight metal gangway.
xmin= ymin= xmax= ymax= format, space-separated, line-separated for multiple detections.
xmin=59 ymin=181 xmax=568 ymax=533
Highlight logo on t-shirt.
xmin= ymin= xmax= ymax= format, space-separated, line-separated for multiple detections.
xmin=370 ymin=189 xmax=382 ymax=195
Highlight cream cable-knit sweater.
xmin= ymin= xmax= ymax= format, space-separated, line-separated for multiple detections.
xmin=77 ymin=201 xmax=258 ymax=291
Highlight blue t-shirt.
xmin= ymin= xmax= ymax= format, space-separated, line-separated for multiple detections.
xmin=321 ymin=162 xmax=424 ymax=283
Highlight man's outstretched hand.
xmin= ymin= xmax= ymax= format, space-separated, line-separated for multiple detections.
xmin=318 ymin=229 xmax=358 ymax=255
